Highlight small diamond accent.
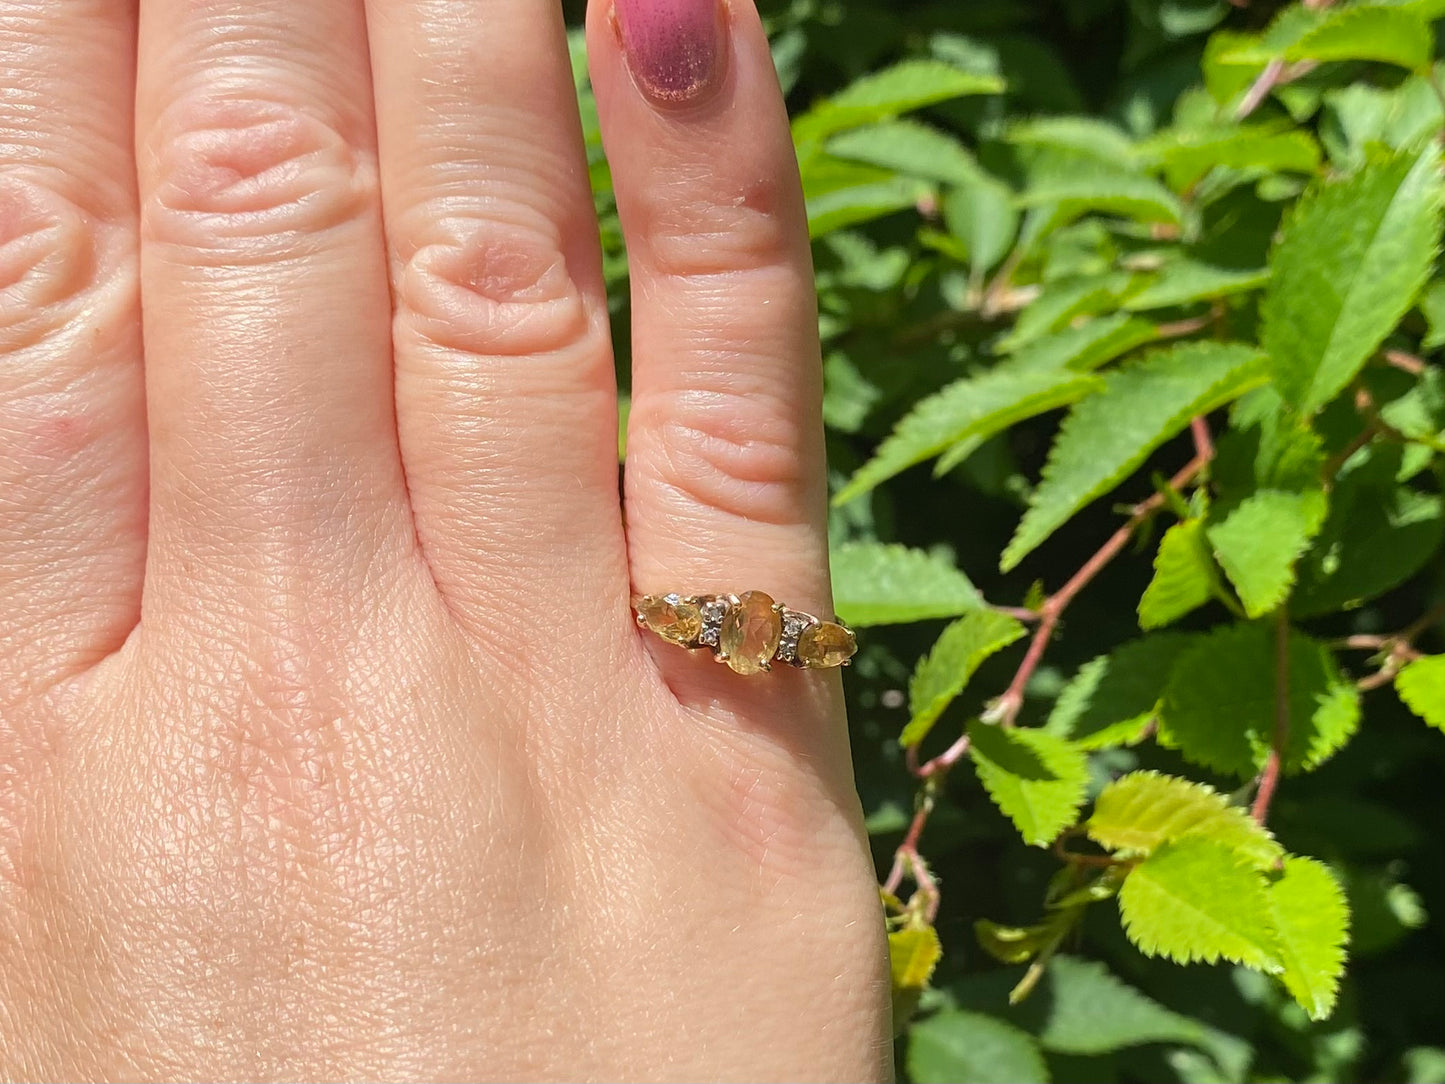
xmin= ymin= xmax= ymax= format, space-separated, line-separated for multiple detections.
xmin=776 ymin=611 xmax=815 ymax=665
xmin=698 ymin=597 xmax=729 ymax=647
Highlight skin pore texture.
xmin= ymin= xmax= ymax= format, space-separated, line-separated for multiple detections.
xmin=0 ymin=0 xmax=891 ymax=1079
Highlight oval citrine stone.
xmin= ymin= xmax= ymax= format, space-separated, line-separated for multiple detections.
xmin=719 ymin=591 xmax=782 ymax=674
xmin=796 ymin=621 xmax=857 ymax=668
xmin=637 ymin=595 xmax=703 ymax=645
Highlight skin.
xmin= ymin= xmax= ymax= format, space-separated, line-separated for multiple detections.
xmin=0 ymin=0 xmax=891 ymax=1079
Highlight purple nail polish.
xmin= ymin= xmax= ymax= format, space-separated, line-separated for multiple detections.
xmin=614 ymin=0 xmax=723 ymax=105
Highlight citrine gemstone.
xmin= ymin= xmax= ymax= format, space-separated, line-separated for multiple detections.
xmin=719 ymin=591 xmax=782 ymax=674
xmin=638 ymin=594 xmax=703 ymax=645
xmin=796 ymin=621 xmax=857 ymax=668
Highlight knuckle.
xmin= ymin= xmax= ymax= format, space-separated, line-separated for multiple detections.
xmin=633 ymin=381 xmax=811 ymax=527
xmin=639 ymin=173 xmax=802 ymax=280
xmin=394 ymin=213 xmax=596 ymax=360
xmin=0 ymin=176 xmax=135 ymax=357
xmin=142 ymin=96 xmax=377 ymax=257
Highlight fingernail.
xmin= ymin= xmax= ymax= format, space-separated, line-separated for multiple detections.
xmin=614 ymin=0 xmax=724 ymax=105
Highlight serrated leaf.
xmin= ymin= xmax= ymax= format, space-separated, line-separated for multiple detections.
xmin=1294 ymin=450 xmax=1445 ymax=615
xmin=1139 ymin=519 xmax=1217 ymax=630
xmin=908 ymin=1010 xmax=1050 ymax=1084
xmin=828 ymin=118 xmax=983 ymax=186
xmin=1003 ymin=342 xmax=1268 ymax=571
xmin=998 ymin=274 xmax=1136 ymax=353
xmin=1140 ymin=126 xmax=1321 ymax=191
xmin=806 ymin=177 xmax=930 ymax=237
xmin=793 ymin=60 xmax=1005 ymax=144
xmin=903 ymin=611 xmax=1027 ymax=748
xmin=1207 ymin=488 xmax=1328 ymax=618
xmin=831 ymin=543 xmax=983 ymax=626
xmin=1118 ymin=837 xmax=1284 ymax=972
xmin=968 ymin=722 xmax=1089 ymax=846
xmin=1087 ymin=770 xmax=1283 ymax=868
xmin=1285 ymin=6 xmax=1433 ymax=71
xmin=944 ymin=172 xmax=1018 ymax=279
xmin=951 ymin=956 xmax=1210 ymax=1056
xmin=1396 ymin=655 xmax=1445 ymax=731
xmin=1045 ymin=635 xmax=1197 ymax=749
xmin=1262 ymin=146 xmax=1443 ymax=415
xmin=834 ymin=368 xmax=1103 ymax=505
xmin=1123 ymin=261 xmax=1270 ymax=313
xmin=1267 ymin=856 xmax=1351 ymax=1020
xmin=1000 ymin=315 xmax=1160 ymax=377
xmin=1159 ymin=623 xmax=1362 ymax=777
xmin=889 ymin=925 xmax=942 ymax=1030
xmin=1006 ymin=116 xmax=1138 ymax=163
xmin=1016 ymin=155 xmax=1185 ymax=227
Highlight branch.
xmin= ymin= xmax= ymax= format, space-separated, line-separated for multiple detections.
xmin=1252 ymin=610 xmax=1291 ymax=825
xmin=986 ymin=418 xmax=1215 ymax=727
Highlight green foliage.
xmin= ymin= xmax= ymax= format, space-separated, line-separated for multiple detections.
xmin=1138 ymin=519 xmax=1217 ymax=629
xmin=1266 ymin=857 xmax=1351 ymax=1021
xmin=1261 ymin=147 xmax=1442 ymax=415
xmin=1206 ymin=488 xmax=1328 ymax=618
xmin=1086 ymin=771 xmax=1283 ymax=868
xmin=1002 ymin=343 xmax=1267 ymax=571
xmin=1396 ymin=654 xmax=1445 ymax=730
xmin=967 ymin=722 xmax=1090 ymax=846
xmin=583 ymin=0 xmax=1445 ymax=1076
xmin=1160 ymin=622 xmax=1361 ymax=777
xmin=830 ymin=542 xmax=981 ymax=626
xmin=903 ymin=611 xmax=1026 ymax=748
xmin=908 ymin=1009 xmax=1049 ymax=1084
xmin=1118 ymin=837 xmax=1285 ymax=971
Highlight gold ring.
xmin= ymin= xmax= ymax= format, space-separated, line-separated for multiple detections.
xmin=632 ymin=591 xmax=857 ymax=675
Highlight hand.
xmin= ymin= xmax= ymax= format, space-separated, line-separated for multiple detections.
xmin=0 ymin=0 xmax=889 ymax=1078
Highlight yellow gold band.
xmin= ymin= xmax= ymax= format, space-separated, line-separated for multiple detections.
xmin=632 ymin=590 xmax=856 ymax=674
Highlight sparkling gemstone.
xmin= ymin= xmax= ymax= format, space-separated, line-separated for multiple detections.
xmin=637 ymin=594 xmax=703 ymax=645
xmin=698 ymin=597 xmax=729 ymax=646
xmin=776 ymin=612 xmax=814 ymax=664
xmin=719 ymin=591 xmax=782 ymax=674
xmin=796 ymin=621 xmax=857 ymax=668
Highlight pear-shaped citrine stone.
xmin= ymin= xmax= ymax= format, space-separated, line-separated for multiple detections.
xmin=637 ymin=594 xmax=703 ymax=645
xmin=796 ymin=621 xmax=857 ymax=668
xmin=719 ymin=591 xmax=782 ymax=674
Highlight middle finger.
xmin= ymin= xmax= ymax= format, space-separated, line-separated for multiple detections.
xmin=366 ymin=0 xmax=627 ymax=638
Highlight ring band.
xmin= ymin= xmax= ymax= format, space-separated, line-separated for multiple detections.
xmin=632 ymin=590 xmax=857 ymax=675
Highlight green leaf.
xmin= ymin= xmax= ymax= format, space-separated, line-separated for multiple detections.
xmin=968 ymin=722 xmax=1089 ymax=846
xmin=827 ymin=119 xmax=983 ymax=186
xmin=975 ymin=918 xmax=1062 ymax=965
xmin=889 ymin=925 xmax=942 ymax=1030
xmin=1003 ymin=342 xmax=1268 ymax=571
xmin=1123 ymin=261 xmax=1270 ymax=313
xmin=1141 ymin=126 xmax=1321 ymax=191
xmin=1285 ymin=6 xmax=1434 ymax=71
xmin=908 ymin=1010 xmax=1050 ymax=1084
xmin=944 ymin=172 xmax=1018 ymax=279
xmin=834 ymin=368 xmax=1104 ymax=504
xmin=1262 ymin=146 xmax=1443 ymax=414
xmin=1139 ymin=519 xmax=1217 ymax=630
xmin=1000 ymin=315 xmax=1160 ymax=378
xmin=951 ymin=956 xmax=1211 ymax=1055
xmin=1087 ymin=770 xmax=1283 ymax=869
xmin=1396 ymin=655 xmax=1445 ymax=732
xmin=1045 ymin=635 xmax=1197 ymax=749
xmin=806 ymin=177 xmax=930 ymax=238
xmin=1159 ymin=623 xmax=1362 ymax=778
xmin=1266 ymin=856 xmax=1351 ymax=1020
xmin=793 ymin=60 xmax=1005 ymax=144
xmin=903 ymin=611 xmax=1027 ymax=748
xmin=1118 ymin=837 xmax=1284 ymax=972
xmin=1207 ymin=488 xmax=1328 ymax=618
xmin=1016 ymin=155 xmax=1185 ymax=227
xmin=997 ymin=274 xmax=1136 ymax=353
xmin=1006 ymin=116 xmax=1138 ymax=164
xmin=831 ymin=543 xmax=983 ymax=627
xmin=1294 ymin=450 xmax=1445 ymax=615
